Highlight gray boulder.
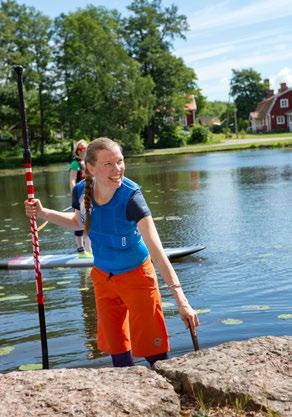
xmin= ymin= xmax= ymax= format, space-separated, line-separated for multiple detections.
xmin=0 ymin=366 xmax=180 ymax=417
xmin=155 ymin=336 xmax=292 ymax=417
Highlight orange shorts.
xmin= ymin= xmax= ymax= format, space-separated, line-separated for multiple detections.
xmin=90 ymin=257 xmax=170 ymax=357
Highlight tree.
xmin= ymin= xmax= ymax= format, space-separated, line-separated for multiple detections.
xmin=122 ymin=0 xmax=198 ymax=148
xmin=230 ymin=68 xmax=269 ymax=121
xmin=0 ymin=0 xmax=53 ymax=156
xmin=53 ymin=6 xmax=154 ymax=151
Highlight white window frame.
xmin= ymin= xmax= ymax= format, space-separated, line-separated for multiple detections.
xmin=276 ymin=115 xmax=285 ymax=125
xmin=280 ymin=98 xmax=288 ymax=108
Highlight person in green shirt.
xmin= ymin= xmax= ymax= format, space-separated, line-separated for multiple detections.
xmin=69 ymin=140 xmax=91 ymax=255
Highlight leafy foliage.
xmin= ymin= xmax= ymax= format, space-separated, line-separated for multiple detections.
xmin=230 ymin=68 xmax=269 ymax=121
xmin=122 ymin=0 xmax=198 ymax=148
xmin=189 ymin=125 xmax=209 ymax=144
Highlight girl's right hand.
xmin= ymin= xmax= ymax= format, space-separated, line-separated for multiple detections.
xmin=24 ymin=199 xmax=43 ymax=219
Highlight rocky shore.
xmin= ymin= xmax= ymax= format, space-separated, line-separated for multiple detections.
xmin=0 ymin=336 xmax=291 ymax=417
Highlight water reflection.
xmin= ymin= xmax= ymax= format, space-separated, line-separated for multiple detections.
xmin=1 ymin=148 xmax=292 ymax=372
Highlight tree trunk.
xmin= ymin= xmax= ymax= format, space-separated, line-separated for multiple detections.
xmin=145 ymin=123 xmax=155 ymax=148
xmin=38 ymin=82 xmax=45 ymax=159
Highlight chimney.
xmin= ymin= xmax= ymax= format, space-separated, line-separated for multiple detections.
xmin=278 ymin=82 xmax=288 ymax=93
xmin=267 ymin=89 xmax=274 ymax=98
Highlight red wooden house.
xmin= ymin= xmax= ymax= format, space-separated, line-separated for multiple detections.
xmin=183 ymin=95 xmax=197 ymax=127
xmin=249 ymin=83 xmax=292 ymax=133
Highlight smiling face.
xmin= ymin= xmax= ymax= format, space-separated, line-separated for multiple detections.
xmin=87 ymin=144 xmax=125 ymax=191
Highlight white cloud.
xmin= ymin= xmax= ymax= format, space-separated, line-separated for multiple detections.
xmin=195 ymin=49 xmax=292 ymax=82
xmin=270 ymin=67 xmax=292 ymax=90
xmin=188 ymin=0 xmax=292 ymax=33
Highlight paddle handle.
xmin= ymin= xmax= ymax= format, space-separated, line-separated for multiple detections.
xmin=189 ymin=323 xmax=200 ymax=351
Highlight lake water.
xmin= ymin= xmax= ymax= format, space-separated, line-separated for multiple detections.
xmin=0 ymin=148 xmax=291 ymax=372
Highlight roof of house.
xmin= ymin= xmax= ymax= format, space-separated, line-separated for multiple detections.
xmin=251 ymin=96 xmax=274 ymax=120
xmin=198 ymin=116 xmax=222 ymax=126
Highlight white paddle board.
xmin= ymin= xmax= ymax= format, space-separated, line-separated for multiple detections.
xmin=0 ymin=244 xmax=205 ymax=270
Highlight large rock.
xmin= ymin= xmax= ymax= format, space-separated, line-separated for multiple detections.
xmin=155 ymin=336 xmax=292 ymax=417
xmin=0 ymin=366 xmax=180 ymax=417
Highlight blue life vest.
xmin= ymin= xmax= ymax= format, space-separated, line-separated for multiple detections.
xmin=75 ymin=177 xmax=149 ymax=274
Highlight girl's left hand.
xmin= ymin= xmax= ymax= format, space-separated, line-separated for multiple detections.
xmin=178 ymin=303 xmax=200 ymax=333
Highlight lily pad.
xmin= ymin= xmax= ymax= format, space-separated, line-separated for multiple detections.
xmin=221 ymin=318 xmax=243 ymax=325
xmin=195 ymin=308 xmax=211 ymax=314
xmin=244 ymin=305 xmax=271 ymax=311
xmin=162 ymin=301 xmax=175 ymax=309
xmin=0 ymin=286 xmax=4 ymax=290
xmin=278 ymin=313 xmax=292 ymax=320
xmin=56 ymin=280 xmax=71 ymax=285
xmin=0 ymin=346 xmax=15 ymax=356
xmin=19 ymin=363 xmax=42 ymax=371
xmin=0 ymin=294 xmax=28 ymax=302
xmin=0 ymin=229 xmax=5 ymax=232
xmin=43 ymin=286 xmax=56 ymax=291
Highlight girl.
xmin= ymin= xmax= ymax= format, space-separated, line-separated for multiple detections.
xmin=69 ymin=139 xmax=91 ymax=254
xmin=25 ymin=137 xmax=199 ymax=367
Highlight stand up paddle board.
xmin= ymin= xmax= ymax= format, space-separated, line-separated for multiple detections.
xmin=0 ymin=244 xmax=205 ymax=270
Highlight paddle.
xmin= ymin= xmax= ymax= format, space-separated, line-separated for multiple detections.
xmin=189 ymin=320 xmax=200 ymax=351
xmin=14 ymin=65 xmax=49 ymax=369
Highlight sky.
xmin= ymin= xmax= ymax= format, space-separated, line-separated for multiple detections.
xmin=19 ymin=0 xmax=292 ymax=102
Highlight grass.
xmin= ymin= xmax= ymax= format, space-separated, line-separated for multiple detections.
xmin=0 ymin=133 xmax=292 ymax=173
xmin=179 ymin=390 xmax=282 ymax=417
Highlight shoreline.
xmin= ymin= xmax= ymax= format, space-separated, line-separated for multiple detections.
xmin=1 ymin=136 xmax=292 ymax=177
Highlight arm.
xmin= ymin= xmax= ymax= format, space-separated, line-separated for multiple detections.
xmin=25 ymin=199 xmax=83 ymax=231
xmin=138 ymin=215 xmax=199 ymax=333
xmin=69 ymin=170 xmax=78 ymax=192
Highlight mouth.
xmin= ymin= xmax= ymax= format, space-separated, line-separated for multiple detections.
xmin=109 ymin=175 xmax=122 ymax=184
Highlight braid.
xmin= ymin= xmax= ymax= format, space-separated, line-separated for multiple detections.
xmin=84 ymin=170 xmax=93 ymax=234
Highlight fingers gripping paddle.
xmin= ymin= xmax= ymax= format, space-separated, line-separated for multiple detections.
xmin=14 ymin=65 xmax=49 ymax=369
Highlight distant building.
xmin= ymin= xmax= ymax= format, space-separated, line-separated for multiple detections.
xmin=249 ymin=82 xmax=292 ymax=133
xmin=182 ymin=95 xmax=197 ymax=127
xmin=197 ymin=116 xmax=222 ymax=127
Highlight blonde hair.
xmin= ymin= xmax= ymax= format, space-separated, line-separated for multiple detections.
xmin=73 ymin=139 xmax=87 ymax=159
xmin=84 ymin=137 xmax=122 ymax=233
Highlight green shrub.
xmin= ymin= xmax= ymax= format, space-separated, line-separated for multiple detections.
xmin=223 ymin=127 xmax=233 ymax=138
xmin=189 ymin=125 xmax=209 ymax=144
xmin=211 ymin=124 xmax=224 ymax=134
xmin=239 ymin=129 xmax=246 ymax=138
xmin=156 ymin=124 xmax=185 ymax=148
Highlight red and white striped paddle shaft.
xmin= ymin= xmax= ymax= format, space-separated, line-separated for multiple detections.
xmin=25 ymin=163 xmax=43 ymax=304
xmin=15 ymin=65 xmax=49 ymax=369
